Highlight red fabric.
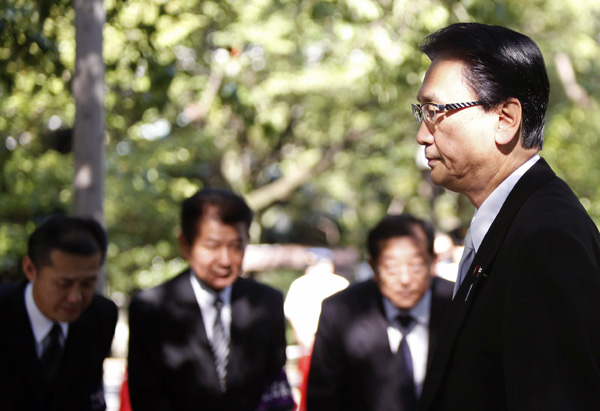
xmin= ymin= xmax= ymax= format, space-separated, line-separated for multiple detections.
xmin=119 ymin=369 xmax=132 ymax=411
xmin=296 ymin=354 xmax=311 ymax=411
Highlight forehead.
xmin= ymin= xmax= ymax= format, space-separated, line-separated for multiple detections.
xmin=378 ymin=235 xmax=429 ymax=261
xmin=196 ymin=217 xmax=247 ymax=241
xmin=42 ymin=250 xmax=102 ymax=279
xmin=418 ymin=58 xmax=475 ymax=103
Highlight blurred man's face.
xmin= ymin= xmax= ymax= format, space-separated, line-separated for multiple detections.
xmin=23 ymin=250 xmax=101 ymax=323
xmin=371 ymin=233 xmax=434 ymax=310
xmin=180 ymin=215 xmax=248 ymax=292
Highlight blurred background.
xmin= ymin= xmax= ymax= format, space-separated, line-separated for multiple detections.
xmin=3 ymin=0 xmax=599 ymax=295
xmin=2 ymin=0 xmax=599 ymax=407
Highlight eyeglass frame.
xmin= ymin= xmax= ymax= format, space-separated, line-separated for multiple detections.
xmin=378 ymin=261 xmax=432 ymax=278
xmin=411 ymin=101 xmax=482 ymax=124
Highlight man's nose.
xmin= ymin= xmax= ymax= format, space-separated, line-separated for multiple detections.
xmin=416 ymin=121 xmax=434 ymax=146
xmin=217 ymin=247 xmax=232 ymax=266
xmin=66 ymin=287 xmax=83 ymax=303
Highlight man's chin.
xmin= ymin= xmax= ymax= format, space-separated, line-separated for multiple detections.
xmin=55 ymin=309 xmax=84 ymax=323
xmin=429 ymin=170 xmax=445 ymax=187
xmin=209 ymin=274 xmax=239 ymax=291
xmin=430 ymin=171 xmax=456 ymax=191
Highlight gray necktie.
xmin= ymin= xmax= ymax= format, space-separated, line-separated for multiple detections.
xmin=453 ymin=229 xmax=475 ymax=298
xmin=211 ymin=297 xmax=229 ymax=392
xmin=397 ymin=315 xmax=417 ymax=411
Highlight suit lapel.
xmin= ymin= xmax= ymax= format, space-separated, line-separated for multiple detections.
xmin=175 ymin=272 xmax=221 ymax=390
xmin=228 ymin=279 xmax=251 ymax=390
xmin=3 ymin=284 xmax=50 ymax=405
xmin=427 ymin=278 xmax=454 ymax=366
xmin=363 ymin=281 xmax=395 ymax=356
xmin=50 ymin=313 xmax=93 ymax=410
xmin=420 ymin=158 xmax=556 ymax=409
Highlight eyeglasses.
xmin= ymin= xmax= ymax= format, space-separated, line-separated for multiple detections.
xmin=380 ymin=262 xmax=430 ymax=278
xmin=411 ymin=101 xmax=482 ymax=124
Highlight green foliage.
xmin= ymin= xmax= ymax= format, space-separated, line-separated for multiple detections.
xmin=2 ymin=0 xmax=600 ymax=293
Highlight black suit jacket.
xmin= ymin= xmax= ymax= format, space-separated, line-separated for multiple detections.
xmin=419 ymin=158 xmax=600 ymax=410
xmin=0 ymin=281 xmax=118 ymax=411
xmin=127 ymin=270 xmax=287 ymax=411
xmin=307 ymin=276 xmax=454 ymax=411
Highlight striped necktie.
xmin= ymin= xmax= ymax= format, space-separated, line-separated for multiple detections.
xmin=211 ymin=297 xmax=229 ymax=392
xmin=453 ymin=228 xmax=475 ymax=298
xmin=41 ymin=323 xmax=64 ymax=384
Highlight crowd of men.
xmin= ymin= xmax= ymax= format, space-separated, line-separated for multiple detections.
xmin=2 ymin=22 xmax=600 ymax=411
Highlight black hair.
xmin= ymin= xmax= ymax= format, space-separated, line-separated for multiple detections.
xmin=420 ymin=22 xmax=549 ymax=149
xmin=180 ymin=188 xmax=253 ymax=245
xmin=367 ymin=214 xmax=435 ymax=261
xmin=27 ymin=215 xmax=107 ymax=269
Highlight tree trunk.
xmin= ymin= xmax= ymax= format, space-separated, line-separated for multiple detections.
xmin=73 ymin=0 xmax=106 ymax=292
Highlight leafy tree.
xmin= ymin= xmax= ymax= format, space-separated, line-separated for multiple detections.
xmin=1 ymin=0 xmax=599 ymax=293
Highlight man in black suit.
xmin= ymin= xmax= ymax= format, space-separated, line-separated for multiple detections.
xmin=0 ymin=215 xmax=118 ymax=411
xmin=307 ymin=214 xmax=454 ymax=411
xmin=128 ymin=188 xmax=291 ymax=411
xmin=413 ymin=23 xmax=600 ymax=410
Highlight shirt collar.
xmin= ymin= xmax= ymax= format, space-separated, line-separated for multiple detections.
xmin=470 ymin=155 xmax=540 ymax=251
xmin=189 ymin=271 xmax=232 ymax=307
xmin=24 ymin=282 xmax=68 ymax=344
xmin=382 ymin=287 xmax=431 ymax=327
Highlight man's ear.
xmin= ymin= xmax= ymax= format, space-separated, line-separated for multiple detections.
xmin=429 ymin=255 xmax=438 ymax=278
xmin=22 ymin=256 xmax=37 ymax=282
xmin=368 ymin=258 xmax=379 ymax=279
xmin=178 ymin=233 xmax=190 ymax=260
xmin=495 ymin=98 xmax=522 ymax=146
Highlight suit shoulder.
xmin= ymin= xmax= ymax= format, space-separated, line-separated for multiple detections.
xmin=0 ymin=282 xmax=22 ymax=304
xmin=431 ymin=277 xmax=454 ymax=300
xmin=332 ymin=279 xmax=375 ymax=297
xmin=322 ymin=279 xmax=377 ymax=308
xmin=515 ymin=178 xmax=599 ymax=241
xmin=130 ymin=271 xmax=188 ymax=307
xmin=88 ymin=294 xmax=118 ymax=323
xmin=236 ymin=277 xmax=284 ymax=302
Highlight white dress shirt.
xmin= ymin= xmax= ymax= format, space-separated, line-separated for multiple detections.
xmin=382 ymin=289 xmax=431 ymax=396
xmin=24 ymin=282 xmax=68 ymax=358
xmin=190 ymin=272 xmax=232 ymax=342
xmin=469 ymin=155 xmax=540 ymax=253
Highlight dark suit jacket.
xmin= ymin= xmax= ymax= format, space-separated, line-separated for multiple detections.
xmin=419 ymin=158 xmax=600 ymax=410
xmin=0 ymin=281 xmax=118 ymax=411
xmin=127 ymin=270 xmax=287 ymax=411
xmin=307 ymin=276 xmax=454 ymax=411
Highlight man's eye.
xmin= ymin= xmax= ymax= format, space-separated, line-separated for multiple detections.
xmin=81 ymin=281 xmax=96 ymax=289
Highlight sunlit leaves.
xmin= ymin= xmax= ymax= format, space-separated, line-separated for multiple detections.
xmin=2 ymin=0 xmax=600 ymax=292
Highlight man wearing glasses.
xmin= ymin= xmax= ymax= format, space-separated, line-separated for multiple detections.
xmin=307 ymin=214 xmax=453 ymax=411
xmin=413 ymin=23 xmax=600 ymax=410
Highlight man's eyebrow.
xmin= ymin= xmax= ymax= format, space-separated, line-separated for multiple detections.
xmin=417 ymin=92 xmax=438 ymax=103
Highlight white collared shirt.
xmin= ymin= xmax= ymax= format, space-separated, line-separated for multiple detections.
xmin=189 ymin=271 xmax=232 ymax=342
xmin=469 ymin=155 xmax=540 ymax=252
xmin=382 ymin=288 xmax=431 ymax=396
xmin=24 ymin=282 xmax=68 ymax=358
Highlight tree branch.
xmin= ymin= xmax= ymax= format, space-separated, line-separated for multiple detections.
xmin=554 ymin=52 xmax=593 ymax=106
xmin=184 ymin=70 xmax=223 ymax=125
xmin=245 ymin=130 xmax=359 ymax=212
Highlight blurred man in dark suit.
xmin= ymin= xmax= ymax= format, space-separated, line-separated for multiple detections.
xmin=0 ymin=215 xmax=118 ymax=411
xmin=307 ymin=214 xmax=453 ymax=411
xmin=128 ymin=188 xmax=292 ymax=411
